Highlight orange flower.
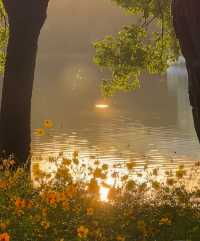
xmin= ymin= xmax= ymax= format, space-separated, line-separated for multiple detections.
xmin=86 ymin=208 xmax=94 ymax=216
xmin=65 ymin=185 xmax=77 ymax=198
xmin=159 ymin=217 xmax=172 ymax=225
xmin=62 ymin=201 xmax=69 ymax=210
xmin=47 ymin=192 xmax=57 ymax=205
xmin=77 ymin=226 xmax=89 ymax=238
xmin=0 ymin=181 xmax=8 ymax=189
xmin=0 ymin=232 xmax=10 ymax=241
xmin=116 ymin=235 xmax=125 ymax=241
xmin=15 ymin=198 xmax=26 ymax=209
xmin=15 ymin=198 xmax=32 ymax=209
xmin=58 ymin=192 xmax=66 ymax=202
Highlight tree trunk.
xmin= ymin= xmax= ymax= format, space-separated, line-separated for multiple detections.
xmin=0 ymin=0 xmax=49 ymax=166
xmin=172 ymin=0 xmax=200 ymax=141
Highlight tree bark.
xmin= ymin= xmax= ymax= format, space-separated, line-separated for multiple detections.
xmin=172 ymin=0 xmax=200 ymax=141
xmin=0 ymin=0 xmax=49 ymax=166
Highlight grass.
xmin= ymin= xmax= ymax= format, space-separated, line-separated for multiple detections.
xmin=0 ymin=152 xmax=200 ymax=241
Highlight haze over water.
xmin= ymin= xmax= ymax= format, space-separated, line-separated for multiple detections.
xmin=31 ymin=0 xmax=200 ymax=169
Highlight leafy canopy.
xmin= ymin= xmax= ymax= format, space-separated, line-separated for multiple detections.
xmin=0 ymin=1 xmax=8 ymax=74
xmin=93 ymin=0 xmax=180 ymax=96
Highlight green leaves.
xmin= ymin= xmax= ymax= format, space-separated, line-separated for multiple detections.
xmin=0 ymin=0 xmax=8 ymax=74
xmin=94 ymin=0 xmax=180 ymax=96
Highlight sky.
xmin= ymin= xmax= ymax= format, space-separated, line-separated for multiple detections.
xmin=39 ymin=0 xmax=134 ymax=55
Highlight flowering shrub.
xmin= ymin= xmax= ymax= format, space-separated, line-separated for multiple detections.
xmin=0 ymin=153 xmax=200 ymax=241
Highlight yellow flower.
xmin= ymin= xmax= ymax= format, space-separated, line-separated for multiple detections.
xmin=125 ymin=180 xmax=136 ymax=191
xmin=62 ymin=201 xmax=69 ymax=210
xmin=65 ymin=184 xmax=77 ymax=198
xmin=57 ymin=167 xmax=70 ymax=179
xmin=116 ymin=235 xmax=125 ymax=241
xmin=0 ymin=232 xmax=10 ymax=241
xmin=152 ymin=168 xmax=158 ymax=176
xmin=94 ymin=160 xmax=100 ymax=165
xmin=93 ymin=168 xmax=104 ymax=179
xmin=102 ymin=164 xmax=109 ymax=170
xmin=121 ymin=175 xmax=128 ymax=182
xmin=73 ymin=158 xmax=79 ymax=165
xmin=166 ymin=178 xmax=175 ymax=186
xmin=62 ymin=158 xmax=71 ymax=166
xmin=34 ymin=128 xmax=45 ymax=137
xmin=41 ymin=220 xmax=50 ymax=229
xmin=42 ymin=208 xmax=48 ymax=217
xmin=44 ymin=119 xmax=53 ymax=129
xmin=77 ymin=225 xmax=89 ymax=238
xmin=58 ymin=192 xmax=66 ymax=202
xmin=126 ymin=162 xmax=135 ymax=170
xmin=176 ymin=169 xmax=186 ymax=179
xmin=73 ymin=150 xmax=79 ymax=159
xmin=32 ymin=163 xmax=44 ymax=178
xmin=152 ymin=181 xmax=160 ymax=190
xmin=86 ymin=208 xmax=94 ymax=216
xmin=137 ymin=173 xmax=143 ymax=177
xmin=159 ymin=217 xmax=172 ymax=225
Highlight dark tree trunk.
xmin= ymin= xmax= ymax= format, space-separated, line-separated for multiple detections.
xmin=0 ymin=0 xmax=49 ymax=166
xmin=172 ymin=0 xmax=200 ymax=141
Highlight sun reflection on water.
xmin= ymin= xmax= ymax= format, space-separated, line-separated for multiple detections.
xmin=99 ymin=176 xmax=114 ymax=202
xmin=95 ymin=104 xmax=109 ymax=109
xmin=100 ymin=186 xmax=109 ymax=202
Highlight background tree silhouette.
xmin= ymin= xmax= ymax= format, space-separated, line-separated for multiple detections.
xmin=0 ymin=0 xmax=49 ymax=166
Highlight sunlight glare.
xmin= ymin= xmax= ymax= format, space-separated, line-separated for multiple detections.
xmin=95 ymin=104 xmax=109 ymax=109
xmin=100 ymin=186 xmax=109 ymax=202
xmin=99 ymin=177 xmax=114 ymax=202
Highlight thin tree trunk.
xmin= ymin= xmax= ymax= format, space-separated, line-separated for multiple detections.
xmin=172 ymin=0 xmax=200 ymax=141
xmin=0 ymin=0 xmax=49 ymax=166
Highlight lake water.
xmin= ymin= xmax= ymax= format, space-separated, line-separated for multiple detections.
xmin=31 ymin=52 xmax=200 ymax=169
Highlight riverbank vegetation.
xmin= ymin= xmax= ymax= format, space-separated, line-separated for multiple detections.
xmin=0 ymin=152 xmax=200 ymax=241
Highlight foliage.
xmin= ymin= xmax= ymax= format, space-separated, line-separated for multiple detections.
xmin=0 ymin=1 xmax=7 ymax=74
xmin=0 ymin=152 xmax=200 ymax=241
xmin=93 ymin=0 xmax=180 ymax=96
